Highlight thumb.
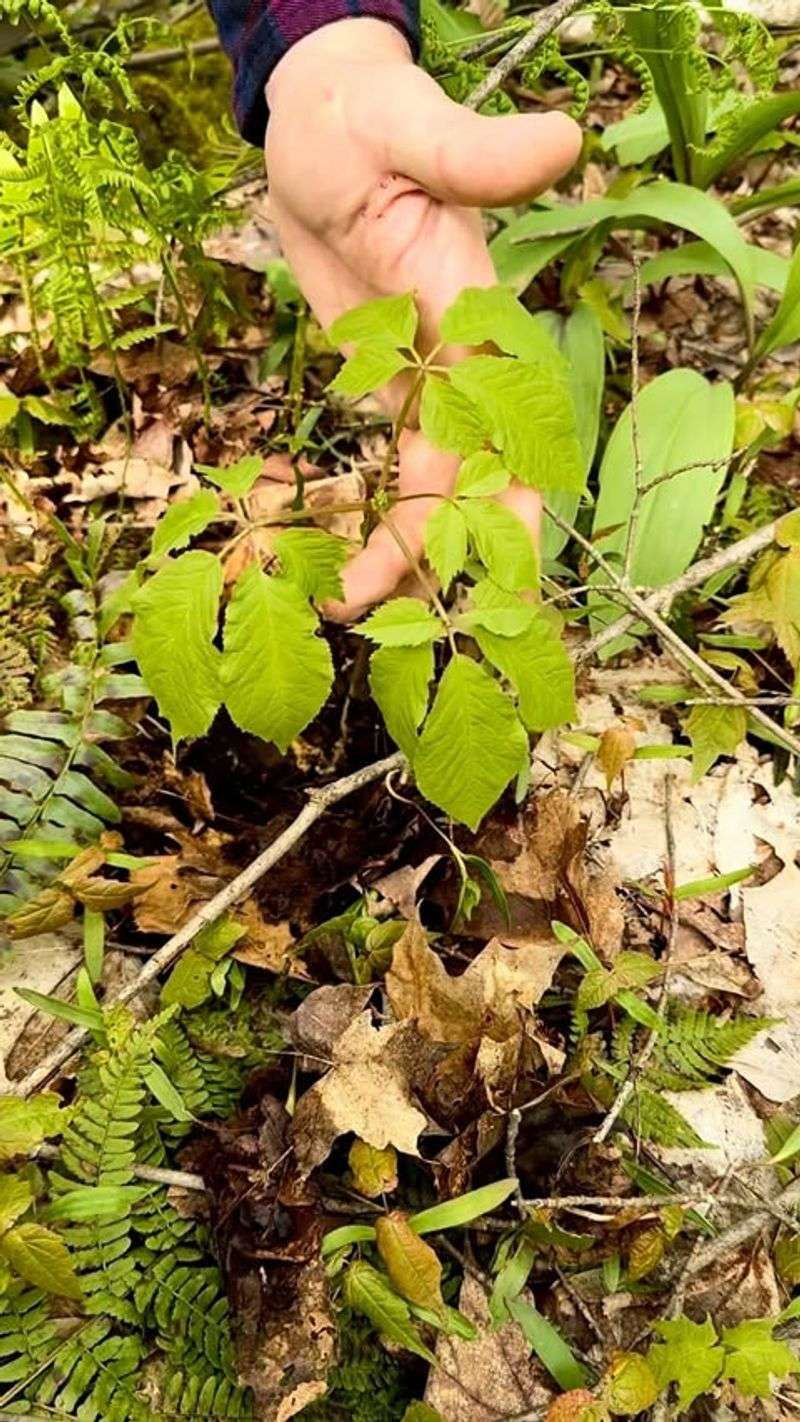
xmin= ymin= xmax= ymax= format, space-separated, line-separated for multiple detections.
xmin=386 ymin=75 xmax=582 ymax=207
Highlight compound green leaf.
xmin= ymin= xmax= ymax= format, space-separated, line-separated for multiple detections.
xmin=419 ymin=375 xmax=486 ymax=456
xmin=686 ymin=704 xmax=747 ymax=780
xmin=329 ymin=293 xmax=418 ymax=352
xmin=330 ymin=347 xmax=409 ymax=400
xmin=222 ymin=566 xmax=334 ymax=753
xmin=150 ymin=490 xmax=220 ymax=561
xmin=462 ymin=579 xmax=535 ymax=637
xmin=195 ymin=455 xmax=263 ymax=499
xmin=0 ymin=1176 xmax=32 ymax=1236
xmin=274 ymin=527 xmax=350 ymax=602
xmin=0 ymin=1222 xmax=80 ymax=1299
xmin=132 ymin=551 xmax=223 ymax=743
xmin=649 ymin=1316 xmax=723 ymax=1412
xmin=369 ymin=644 xmax=434 ymax=759
xmin=721 ymin=1319 xmax=800 ymax=1398
xmin=344 ymin=1260 xmax=436 ymax=1365
xmin=450 ymin=356 xmax=584 ymax=493
xmin=440 ymin=285 xmax=559 ymax=363
xmin=424 ymin=502 xmax=468 ymax=590
xmin=414 ymin=654 xmax=528 ymax=829
xmin=463 ymin=498 xmax=539 ymax=592
xmin=475 ymin=609 xmax=576 ymax=731
xmin=357 ymin=598 xmax=442 ymax=648
xmin=455 ymin=451 xmax=510 ymax=499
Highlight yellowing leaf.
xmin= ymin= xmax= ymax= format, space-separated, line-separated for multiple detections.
xmin=375 ymin=1211 xmax=445 ymax=1315
xmin=597 ymin=727 xmax=637 ymax=788
xmin=5 ymin=884 xmax=75 ymax=940
xmin=602 ymin=1352 xmax=659 ymax=1416
xmin=0 ymin=1093 xmax=64 ymax=1165
xmin=0 ymin=1176 xmax=32 ymax=1235
xmin=0 ymin=1222 xmax=81 ymax=1299
xmin=686 ymin=703 xmax=747 ymax=781
xmin=626 ymin=1227 xmax=665 ymax=1282
xmin=724 ymin=546 xmax=800 ymax=664
xmin=348 ymin=1140 xmax=398 ymax=1199
xmin=132 ymin=550 xmax=223 ymax=743
xmin=344 ymin=1260 xmax=436 ymax=1364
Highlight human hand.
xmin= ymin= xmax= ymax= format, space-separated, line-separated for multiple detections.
xmin=265 ymin=17 xmax=582 ymax=620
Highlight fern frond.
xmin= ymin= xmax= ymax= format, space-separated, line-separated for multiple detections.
xmin=639 ymin=1008 xmax=771 ymax=1092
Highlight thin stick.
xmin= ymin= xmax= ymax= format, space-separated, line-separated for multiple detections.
xmin=12 ymin=753 xmax=404 ymax=1099
xmin=466 ymin=0 xmax=586 ymax=108
xmin=35 ymin=1145 xmax=206 ymax=1193
xmin=684 ymin=1175 xmax=800 ymax=1279
xmin=125 ymin=36 xmax=220 ymax=69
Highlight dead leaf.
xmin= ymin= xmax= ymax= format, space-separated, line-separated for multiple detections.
xmin=597 ymin=726 xmax=637 ymax=789
xmin=657 ymin=1076 xmax=767 ymax=1177
xmin=289 ymin=984 xmax=374 ymax=1063
xmin=291 ymin=1013 xmax=428 ymax=1174
xmin=130 ymin=831 xmax=230 ymax=934
xmin=375 ymin=1211 xmax=445 ymax=1314
xmin=232 ymin=901 xmax=309 ymax=979
xmin=425 ymin=1274 xmax=554 ymax=1422
xmin=372 ymin=855 xmax=443 ymax=919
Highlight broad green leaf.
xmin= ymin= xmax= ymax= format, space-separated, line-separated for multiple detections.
xmin=150 ymin=489 xmax=219 ymax=560
xmin=721 ymin=1318 xmax=800 ymax=1398
xmin=461 ymin=579 xmax=535 ymax=638
xmin=420 ymin=375 xmax=486 ymax=456
xmin=489 ymin=1239 xmax=536 ymax=1325
xmin=0 ymin=1222 xmax=80 ymax=1299
xmin=330 ymin=347 xmax=409 ymax=400
xmin=144 ymin=1063 xmax=194 ymax=1122
xmin=536 ymin=302 xmax=605 ymax=562
xmin=195 ymin=455 xmax=263 ymax=498
xmin=274 ymin=527 xmax=350 ymax=603
xmin=0 ymin=1093 xmax=64 ymax=1164
xmin=695 ymin=92 xmax=800 ymax=190
xmin=455 ymin=451 xmax=510 ymax=499
xmin=222 ymin=566 xmax=334 ymax=753
xmin=83 ymin=909 xmax=104 ymax=985
xmin=344 ymin=1260 xmax=436 ymax=1364
xmin=375 ymin=1212 xmax=445 ymax=1315
xmin=409 ymin=1179 xmax=518 ymax=1235
xmin=507 ymin=1297 xmax=588 ymax=1391
xmin=450 ymin=356 xmax=584 ymax=493
xmin=490 ymin=228 xmax=576 ymax=294
xmin=0 ymin=387 xmax=20 ymax=427
xmin=357 ymin=598 xmax=442 ymax=648
xmin=424 ymin=502 xmax=468 ymax=591
xmin=590 ymin=370 xmax=734 ymax=646
xmin=414 ymin=655 xmax=528 ymax=829
xmin=369 ymin=644 xmax=433 ymax=759
xmin=648 ymin=1316 xmax=723 ymax=1411
xmin=754 ymin=238 xmax=800 ymax=360
xmin=15 ymin=989 xmax=102 ymax=1032
xmin=44 ymin=1184 xmax=149 ymax=1224
xmin=132 ymin=551 xmax=223 ymax=743
xmin=603 ymin=1351 xmax=660 ymax=1415
xmin=686 ymin=704 xmax=747 ymax=780
xmin=440 ymin=285 xmax=559 ymax=364
xmin=321 ymin=1224 xmax=378 ymax=1258
xmin=463 ymin=498 xmax=538 ymax=592
xmin=329 ymin=293 xmax=418 ymax=352
xmin=161 ymin=916 xmax=245 ymax=1010
xmin=474 ymin=609 xmax=576 ymax=732
xmin=637 ymin=239 xmax=788 ymax=295
xmin=0 ymin=1176 xmax=32 ymax=1235
xmin=601 ymin=97 xmax=670 ymax=165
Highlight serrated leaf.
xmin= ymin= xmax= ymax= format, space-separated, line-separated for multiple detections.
xmin=0 ymin=1176 xmax=32 ymax=1235
xmin=721 ymin=1319 xmax=800 ymax=1398
xmin=150 ymin=489 xmax=219 ymax=560
xmin=455 ymin=451 xmax=510 ymax=498
xmin=357 ymin=598 xmax=442 ymax=648
xmin=725 ymin=547 xmax=800 ymax=663
xmin=369 ymin=644 xmax=433 ymax=759
xmin=463 ymin=499 xmax=538 ymax=592
xmin=0 ymin=1222 xmax=80 ymax=1299
xmin=461 ymin=579 xmax=535 ymax=638
xmin=222 ymin=566 xmax=333 ymax=753
xmin=330 ymin=346 xmax=409 ymax=399
xmin=375 ymin=1211 xmax=445 ymax=1314
xmin=441 ymin=286 xmax=560 ymax=364
xmin=344 ymin=1260 xmax=436 ymax=1364
xmin=195 ymin=455 xmax=263 ymax=498
xmin=424 ymin=502 xmax=468 ymax=590
xmin=602 ymin=1351 xmax=659 ymax=1415
xmin=348 ymin=1140 xmax=398 ymax=1199
xmin=450 ymin=356 xmax=584 ymax=493
xmin=0 ymin=1093 xmax=64 ymax=1164
xmin=474 ymin=609 xmax=575 ymax=731
xmin=686 ymin=703 xmax=747 ymax=780
xmin=329 ymin=293 xmax=418 ymax=351
xmin=414 ymin=654 xmax=528 ymax=829
xmin=274 ymin=528 xmax=349 ymax=602
xmin=420 ymin=375 xmax=486 ymax=456
xmin=648 ymin=1315 xmax=723 ymax=1412
xmin=132 ymin=550 xmax=223 ymax=743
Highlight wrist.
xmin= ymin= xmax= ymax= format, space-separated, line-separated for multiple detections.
xmin=266 ymin=18 xmax=412 ymax=111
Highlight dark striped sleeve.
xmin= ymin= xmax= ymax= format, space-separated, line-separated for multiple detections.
xmin=208 ymin=0 xmax=421 ymax=147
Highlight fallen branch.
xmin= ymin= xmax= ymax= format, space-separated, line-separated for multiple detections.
xmin=13 ymin=752 xmax=404 ymax=1098
xmin=684 ymin=1174 xmax=800 ymax=1280
xmin=466 ymin=0 xmax=586 ymax=109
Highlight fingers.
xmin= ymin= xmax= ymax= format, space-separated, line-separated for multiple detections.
xmin=382 ymin=68 xmax=583 ymax=209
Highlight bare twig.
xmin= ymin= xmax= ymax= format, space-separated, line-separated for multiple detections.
xmin=505 ymin=1108 xmax=525 ymax=1216
xmin=684 ymin=1175 xmax=800 ymax=1279
xmin=466 ymin=0 xmax=586 ymax=108
xmin=12 ymin=753 xmax=404 ymax=1098
xmin=35 ymin=1144 xmax=205 ymax=1192
xmin=125 ymin=36 xmax=220 ymax=69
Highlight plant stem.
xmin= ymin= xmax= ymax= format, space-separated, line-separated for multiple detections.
xmin=466 ymin=0 xmax=587 ymax=108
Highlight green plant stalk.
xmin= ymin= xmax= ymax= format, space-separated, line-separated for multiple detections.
xmin=623 ymin=7 xmax=707 ymax=184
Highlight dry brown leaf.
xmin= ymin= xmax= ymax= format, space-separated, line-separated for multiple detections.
xmin=130 ymin=832 xmax=230 ymax=934
xmin=236 ymin=1255 xmax=336 ymax=1422
xmin=372 ymin=854 xmax=443 ymax=919
xmin=291 ymin=1013 xmax=428 ymax=1174
xmin=232 ymin=901 xmax=309 ymax=979
xmin=597 ymin=726 xmax=637 ymax=789
xmin=289 ymin=984 xmax=374 ymax=1062
xmin=425 ymin=1274 xmax=554 ymax=1422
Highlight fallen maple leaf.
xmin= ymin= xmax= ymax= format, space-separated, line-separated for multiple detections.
xmin=292 ymin=1013 xmax=428 ymax=1174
